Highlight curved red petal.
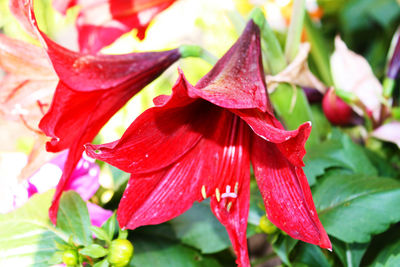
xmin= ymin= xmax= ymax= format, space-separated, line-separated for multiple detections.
xmin=251 ymin=135 xmax=331 ymax=250
xmin=188 ymin=20 xmax=270 ymax=112
xmin=233 ymin=108 xmax=311 ymax=167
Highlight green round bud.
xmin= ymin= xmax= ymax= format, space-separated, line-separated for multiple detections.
xmin=108 ymin=239 xmax=134 ymax=267
xmin=259 ymin=216 xmax=277 ymax=234
xmin=62 ymin=250 xmax=79 ymax=266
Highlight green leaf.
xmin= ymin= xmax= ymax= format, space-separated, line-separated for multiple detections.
xmin=91 ymin=226 xmax=111 ymax=243
xmin=271 ymin=234 xmax=298 ymax=266
xmin=0 ymin=190 xmax=66 ymax=267
xmin=93 ymin=258 xmax=110 ymax=267
xmin=80 ymin=244 xmax=108 ymax=258
xmin=331 ymin=237 xmax=368 ymax=267
xmin=130 ymin=235 xmax=221 ymax=267
xmin=314 ymin=172 xmax=400 ymax=243
xmin=369 ymin=229 xmax=400 ymax=266
xmin=270 ymin=83 xmax=319 ymax=148
xmin=170 ymin=201 xmax=231 ymax=254
xmin=293 ymin=243 xmax=331 ymax=267
xmin=57 ymin=191 xmax=92 ymax=246
xmin=47 ymin=251 xmax=63 ymax=265
xmin=102 ymin=213 xmax=117 ymax=240
xmin=304 ymin=129 xmax=377 ymax=185
xmin=375 ymin=254 xmax=400 ymax=267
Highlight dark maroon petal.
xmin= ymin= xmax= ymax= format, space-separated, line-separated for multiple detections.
xmin=251 ymin=135 xmax=331 ymax=250
xmin=188 ymin=20 xmax=270 ymax=113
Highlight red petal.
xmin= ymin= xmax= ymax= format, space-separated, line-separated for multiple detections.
xmin=85 ymin=73 xmax=205 ymax=173
xmin=52 ymin=0 xmax=176 ymax=53
xmin=251 ymin=134 xmax=331 ymax=250
xmin=210 ymin=117 xmax=252 ymax=267
xmin=188 ymin=20 xmax=270 ymax=113
xmin=233 ymin=108 xmax=311 ymax=167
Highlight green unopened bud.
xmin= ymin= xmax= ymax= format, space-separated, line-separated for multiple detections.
xmin=259 ymin=216 xmax=277 ymax=234
xmin=62 ymin=250 xmax=79 ymax=266
xmin=108 ymin=239 xmax=134 ymax=267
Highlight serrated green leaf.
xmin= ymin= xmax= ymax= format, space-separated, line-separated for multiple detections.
xmin=0 ymin=190 xmax=66 ymax=267
xmin=370 ymin=229 xmax=400 ymax=267
xmin=130 ymin=234 xmax=221 ymax=267
xmin=170 ymin=201 xmax=231 ymax=254
xmin=314 ymin=173 xmax=400 ymax=243
xmin=80 ymin=244 xmax=108 ymax=258
xmin=57 ymin=191 xmax=92 ymax=246
xmin=91 ymin=226 xmax=111 ymax=243
xmin=304 ymin=129 xmax=377 ymax=185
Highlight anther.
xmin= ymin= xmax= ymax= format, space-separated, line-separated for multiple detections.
xmin=226 ymin=202 xmax=232 ymax=212
xmin=215 ymin=188 xmax=221 ymax=202
xmin=221 ymin=185 xmax=237 ymax=199
xmin=234 ymin=182 xmax=239 ymax=194
xmin=201 ymin=185 xmax=207 ymax=199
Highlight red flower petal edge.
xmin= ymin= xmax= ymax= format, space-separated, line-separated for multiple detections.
xmin=86 ymin=20 xmax=331 ymax=266
xmin=11 ymin=0 xmax=181 ymax=224
xmin=52 ymin=0 xmax=177 ymax=53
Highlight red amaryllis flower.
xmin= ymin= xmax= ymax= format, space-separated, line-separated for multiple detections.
xmin=86 ymin=20 xmax=331 ymax=266
xmin=52 ymin=0 xmax=177 ymax=53
xmin=11 ymin=0 xmax=181 ymax=224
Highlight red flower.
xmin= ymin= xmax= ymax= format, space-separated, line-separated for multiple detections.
xmin=52 ymin=0 xmax=177 ymax=53
xmin=11 ymin=0 xmax=181 ymax=224
xmin=86 ymin=20 xmax=331 ymax=266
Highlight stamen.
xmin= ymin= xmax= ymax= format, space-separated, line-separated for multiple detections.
xmin=201 ymin=185 xmax=207 ymax=199
xmin=234 ymin=182 xmax=239 ymax=194
xmin=221 ymin=185 xmax=237 ymax=199
xmin=215 ymin=188 xmax=221 ymax=202
xmin=226 ymin=202 xmax=232 ymax=212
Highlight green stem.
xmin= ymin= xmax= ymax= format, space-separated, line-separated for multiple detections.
xmin=178 ymin=45 xmax=218 ymax=65
xmin=249 ymin=8 xmax=286 ymax=75
xmin=284 ymin=0 xmax=306 ymax=62
xmin=304 ymin=13 xmax=334 ymax=86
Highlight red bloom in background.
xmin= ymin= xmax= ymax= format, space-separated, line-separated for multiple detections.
xmin=86 ymin=20 xmax=331 ymax=266
xmin=52 ymin=0 xmax=177 ymax=53
xmin=11 ymin=0 xmax=181 ymax=224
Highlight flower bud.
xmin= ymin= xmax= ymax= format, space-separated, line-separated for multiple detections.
xmin=259 ymin=216 xmax=277 ymax=234
xmin=62 ymin=250 xmax=79 ymax=266
xmin=108 ymin=239 xmax=134 ymax=267
xmin=322 ymin=88 xmax=353 ymax=125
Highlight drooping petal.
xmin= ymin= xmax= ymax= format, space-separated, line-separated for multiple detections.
xmin=251 ymin=135 xmax=331 ymax=249
xmin=232 ymin=108 xmax=311 ymax=167
xmin=210 ymin=116 xmax=252 ymax=267
xmin=52 ymin=0 xmax=177 ymax=53
xmin=188 ymin=20 xmax=270 ymax=113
